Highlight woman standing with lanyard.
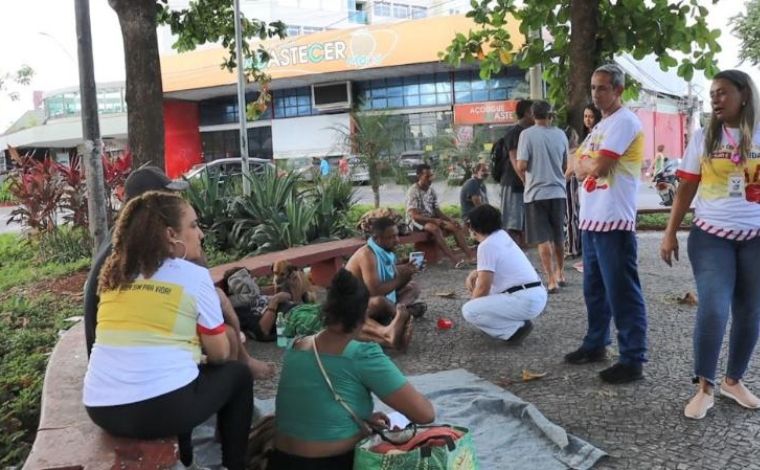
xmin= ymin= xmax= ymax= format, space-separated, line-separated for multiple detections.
xmin=660 ymin=70 xmax=760 ymax=420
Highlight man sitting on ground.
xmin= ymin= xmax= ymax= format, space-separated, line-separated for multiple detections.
xmin=346 ymin=217 xmax=425 ymax=351
xmin=462 ymin=205 xmax=547 ymax=343
xmin=406 ymin=164 xmax=475 ymax=268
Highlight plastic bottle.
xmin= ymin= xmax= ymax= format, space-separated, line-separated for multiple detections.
xmin=437 ymin=317 xmax=453 ymax=330
xmin=276 ymin=312 xmax=287 ymax=348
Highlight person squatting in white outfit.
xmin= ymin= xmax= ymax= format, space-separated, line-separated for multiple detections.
xmin=462 ymin=204 xmax=547 ymax=343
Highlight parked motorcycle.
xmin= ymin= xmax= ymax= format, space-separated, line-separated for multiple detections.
xmin=654 ymin=159 xmax=679 ymax=207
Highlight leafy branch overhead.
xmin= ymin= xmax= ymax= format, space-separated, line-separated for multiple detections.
xmin=440 ymin=0 xmax=722 ymax=125
xmin=732 ymin=0 xmax=760 ymax=66
xmin=0 ymin=65 xmax=34 ymax=102
xmin=156 ymin=0 xmax=287 ymax=119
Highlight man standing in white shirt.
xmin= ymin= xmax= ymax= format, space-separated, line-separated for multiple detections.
xmin=563 ymin=64 xmax=648 ymax=384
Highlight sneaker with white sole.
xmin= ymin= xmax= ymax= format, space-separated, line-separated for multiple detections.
xmin=684 ymin=389 xmax=714 ymax=420
xmin=720 ymin=380 xmax=760 ymax=409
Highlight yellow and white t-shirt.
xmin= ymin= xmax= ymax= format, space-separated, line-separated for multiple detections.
xmin=677 ymin=126 xmax=760 ymax=239
xmin=578 ymin=107 xmax=645 ymax=232
xmin=83 ymin=258 xmax=225 ymax=407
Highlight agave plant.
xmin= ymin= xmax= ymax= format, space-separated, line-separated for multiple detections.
xmin=183 ymin=170 xmax=237 ymax=250
xmin=310 ymin=174 xmax=357 ymax=240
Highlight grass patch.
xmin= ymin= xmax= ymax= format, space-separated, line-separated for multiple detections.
xmin=0 ymin=294 xmax=81 ymax=467
xmin=0 ymin=233 xmax=91 ymax=293
xmin=637 ymin=211 xmax=693 ymax=229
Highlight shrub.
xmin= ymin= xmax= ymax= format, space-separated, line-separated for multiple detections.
xmin=35 ymin=226 xmax=92 ymax=265
xmin=0 ymin=178 xmax=15 ymax=204
xmin=0 ymin=294 xmax=81 ymax=467
xmin=7 ymin=155 xmax=63 ymax=233
xmin=58 ymin=156 xmax=89 ymax=229
xmin=310 ymin=174 xmax=357 ymax=241
xmin=184 ymin=170 xmax=237 ymax=250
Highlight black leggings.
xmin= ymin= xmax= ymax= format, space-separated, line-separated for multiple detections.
xmin=267 ymin=448 xmax=354 ymax=470
xmin=86 ymin=362 xmax=253 ymax=470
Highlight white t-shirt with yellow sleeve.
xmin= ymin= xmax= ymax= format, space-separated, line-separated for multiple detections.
xmin=677 ymin=126 xmax=760 ymax=239
xmin=578 ymin=107 xmax=645 ymax=232
xmin=83 ymin=258 xmax=225 ymax=407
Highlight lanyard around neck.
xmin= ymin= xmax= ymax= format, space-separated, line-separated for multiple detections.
xmin=722 ymin=126 xmax=742 ymax=165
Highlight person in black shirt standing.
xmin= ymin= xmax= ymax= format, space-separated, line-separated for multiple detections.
xmin=500 ymin=99 xmax=534 ymax=247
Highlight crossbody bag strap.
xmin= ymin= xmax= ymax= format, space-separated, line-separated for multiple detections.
xmin=312 ymin=332 xmax=373 ymax=436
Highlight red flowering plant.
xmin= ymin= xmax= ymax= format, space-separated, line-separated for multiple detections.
xmin=58 ymin=155 xmax=89 ymax=229
xmin=7 ymin=151 xmax=63 ymax=233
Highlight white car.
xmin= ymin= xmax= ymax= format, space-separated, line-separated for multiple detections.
xmin=184 ymin=157 xmax=275 ymax=182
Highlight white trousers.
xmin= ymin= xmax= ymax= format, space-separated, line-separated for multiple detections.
xmin=462 ymin=287 xmax=547 ymax=340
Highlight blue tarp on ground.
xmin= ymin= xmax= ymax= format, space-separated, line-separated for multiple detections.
xmin=188 ymin=369 xmax=606 ymax=469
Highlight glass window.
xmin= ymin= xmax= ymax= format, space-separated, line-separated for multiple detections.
xmin=374 ymin=1 xmax=391 ymax=16
xmin=303 ymin=26 xmax=324 ymax=34
xmin=453 ymin=69 xmax=526 ymax=103
xmin=286 ymin=25 xmax=301 ymax=37
xmin=273 ymin=87 xmax=313 ymax=118
xmin=392 ymin=3 xmax=409 ymax=18
xmin=411 ymin=6 xmax=426 ymax=18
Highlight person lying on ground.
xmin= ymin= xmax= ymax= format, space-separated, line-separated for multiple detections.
xmin=346 ymin=216 xmax=426 ymax=350
xmin=462 ymin=204 xmax=547 ymax=343
xmin=83 ymin=191 xmax=251 ymax=470
xmin=271 ymin=269 xmax=435 ymax=470
xmin=406 ymin=163 xmax=475 ymax=268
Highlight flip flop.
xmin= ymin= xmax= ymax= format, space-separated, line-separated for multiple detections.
xmin=558 ymin=280 xmax=567 ymax=287
xmin=454 ymin=260 xmax=475 ymax=269
xmin=548 ymin=287 xmax=560 ymax=294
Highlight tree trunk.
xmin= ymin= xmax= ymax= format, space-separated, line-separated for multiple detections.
xmin=369 ymin=158 xmax=380 ymax=208
xmin=567 ymin=0 xmax=600 ymax=135
xmin=109 ymin=0 xmax=165 ymax=170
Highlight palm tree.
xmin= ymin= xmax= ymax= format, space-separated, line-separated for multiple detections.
xmin=333 ymin=112 xmax=398 ymax=208
xmin=434 ymin=127 xmax=490 ymax=183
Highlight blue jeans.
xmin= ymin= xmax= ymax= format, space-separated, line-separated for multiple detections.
xmin=581 ymin=230 xmax=648 ymax=364
xmin=688 ymin=227 xmax=760 ymax=384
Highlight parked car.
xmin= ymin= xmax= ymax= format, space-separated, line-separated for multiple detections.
xmin=183 ymin=157 xmax=275 ymax=183
xmin=398 ymin=151 xmax=426 ymax=181
xmin=347 ymin=157 xmax=370 ymax=184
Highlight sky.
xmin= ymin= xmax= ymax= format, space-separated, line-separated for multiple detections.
xmin=0 ymin=0 xmax=755 ymax=129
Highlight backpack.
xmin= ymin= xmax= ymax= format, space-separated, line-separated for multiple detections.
xmin=490 ymin=137 xmax=508 ymax=184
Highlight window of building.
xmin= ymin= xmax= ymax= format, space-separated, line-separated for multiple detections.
xmin=302 ymin=26 xmax=324 ymax=34
xmin=453 ymin=69 xmax=526 ymax=104
xmin=97 ymin=88 xmax=124 ymax=114
xmin=286 ymin=25 xmax=302 ymax=37
xmin=273 ymin=87 xmax=314 ymax=118
xmin=392 ymin=3 xmax=409 ymax=18
xmin=247 ymin=126 xmax=273 ymax=159
xmin=374 ymin=1 xmax=391 ymax=16
xmin=355 ymin=73 xmax=451 ymax=111
xmin=199 ymin=93 xmax=272 ymax=126
xmin=386 ymin=111 xmax=453 ymax=155
xmin=411 ymin=6 xmax=427 ymax=18
xmin=201 ymin=130 xmax=241 ymax=161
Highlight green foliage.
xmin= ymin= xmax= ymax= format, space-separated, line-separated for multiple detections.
xmin=637 ymin=211 xmax=693 ymax=228
xmin=0 ymin=234 xmax=90 ymax=293
xmin=0 ymin=64 xmax=33 ymax=102
xmin=184 ymin=170 xmax=237 ymax=250
xmin=732 ymin=0 xmax=760 ymax=66
xmin=441 ymin=0 xmax=722 ymax=120
xmin=434 ymin=128 xmax=490 ymax=182
xmin=0 ymin=294 xmax=80 ymax=467
xmin=36 ymin=226 xmax=92 ymax=265
xmin=0 ymin=178 xmax=14 ymax=204
xmin=156 ymin=0 xmax=287 ymax=119
xmin=311 ymin=174 xmax=358 ymax=241
xmin=333 ymin=113 xmax=401 ymax=208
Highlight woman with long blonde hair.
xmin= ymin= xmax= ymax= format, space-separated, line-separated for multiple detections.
xmin=83 ymin=191 xmax=252 ymax=469
xmin=661 ymin=70 xmax=760 ymax=419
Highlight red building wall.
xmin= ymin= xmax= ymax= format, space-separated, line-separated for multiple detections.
xmin=164 ymin=100 xmax=203 ymax=178
xmin=633 ymin=109 xmax=686 ymax=167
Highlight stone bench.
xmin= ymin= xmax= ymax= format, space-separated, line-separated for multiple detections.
xmin=209 ymin=231 xmax=439 ymax=287
xmin=23 ymin=322 xmax=181 ymax=470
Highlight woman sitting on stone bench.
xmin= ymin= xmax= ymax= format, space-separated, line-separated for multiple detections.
xmin=270 ymin=269 xmax=435 ymax=469
xmin=83 ymin=192 xmax=252 ymax=470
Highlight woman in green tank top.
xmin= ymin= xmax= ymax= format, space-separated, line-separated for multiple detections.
xmin=270 ymin=269 xmax=435 ymax=469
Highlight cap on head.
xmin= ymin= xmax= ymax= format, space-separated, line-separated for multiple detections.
xmin=124 ymin=166 xmax=189 ymax=201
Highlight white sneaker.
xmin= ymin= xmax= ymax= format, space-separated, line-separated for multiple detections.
xmin=684 ymin=389 xmax=714 ymax=420
xmin=720 ymin=380 xmax=760 ymax=409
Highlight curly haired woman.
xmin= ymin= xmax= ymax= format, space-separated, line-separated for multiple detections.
xmin=83 ymin=191 xmax=252 ymax=469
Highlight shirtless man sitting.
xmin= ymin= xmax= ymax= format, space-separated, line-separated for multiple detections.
xmin=346 ymin=217 xmax=426 ymax=351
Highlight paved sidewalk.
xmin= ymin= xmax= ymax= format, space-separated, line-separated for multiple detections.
xmin=249 ymin=232 xmax=760 ymax=469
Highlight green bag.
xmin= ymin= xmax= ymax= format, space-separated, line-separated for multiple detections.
xmin=353 ymin=425 xmax=479 ymax=470
xmin=283 ymin=303 xmax=322 ymax=337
